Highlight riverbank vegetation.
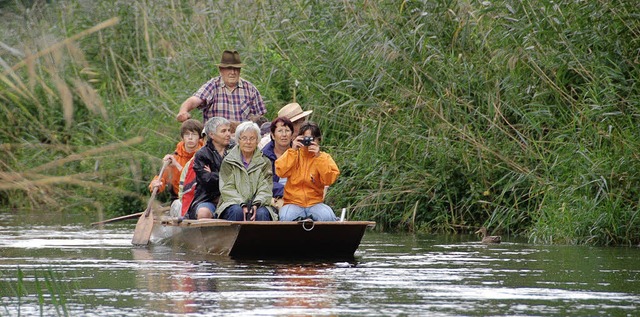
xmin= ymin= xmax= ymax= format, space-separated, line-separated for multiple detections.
xmin=1 ymin=0 xmax=639 ymax=245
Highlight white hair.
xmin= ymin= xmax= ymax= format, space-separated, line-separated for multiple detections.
xmin=204 ymin=117 xmax=230 ymax=136
xmin=235 ymin=121 xmax=261 ymax=140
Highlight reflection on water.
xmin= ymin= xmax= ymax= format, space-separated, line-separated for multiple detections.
xmin=1 ymin=213 xmax=639 ymax=316
xmin=272 ymin=264 xmax=337 ymax=312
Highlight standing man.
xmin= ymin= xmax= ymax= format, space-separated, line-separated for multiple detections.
xmin=176 ymin=50 xmax=266 ymax=125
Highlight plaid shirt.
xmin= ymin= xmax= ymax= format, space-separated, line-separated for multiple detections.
xmin=194 ymin=76 xmax=266 ymax=123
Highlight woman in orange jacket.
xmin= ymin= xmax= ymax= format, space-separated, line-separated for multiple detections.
xmin=275 ymin=122 xmax=340 ymax=221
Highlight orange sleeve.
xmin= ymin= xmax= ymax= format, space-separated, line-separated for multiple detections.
xmin=148 ymin=175 xmax=167 ymax=193
xmin=315 ymin=153 xmax=340 ymax=187
xmin=275 ymin=148 xmax=299 ymax=178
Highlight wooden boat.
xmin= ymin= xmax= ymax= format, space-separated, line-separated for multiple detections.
xmin=150 ymin=218 xmax=376 ymax=259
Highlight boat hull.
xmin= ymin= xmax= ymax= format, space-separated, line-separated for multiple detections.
xmin=151 ymin=219 xmax=376 ymax=259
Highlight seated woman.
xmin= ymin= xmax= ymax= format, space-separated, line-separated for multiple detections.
xmin=275 ymin=122 xmax=340 ymax=221
xmin=217 ymin=121 xmax=277 ymax=221
xmin=261 ymin=116 xmax=294 ymax=204
xmin=187 ymin=117 xmax=233 ymax=219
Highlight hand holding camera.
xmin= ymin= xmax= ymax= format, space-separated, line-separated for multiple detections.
xmin=293 ymin=135 xmax=319 ymax=156
xmin=301 ymin=136 xmax=314 ymax=146
xmin=293 ymin=135 xmax=311 ymax=149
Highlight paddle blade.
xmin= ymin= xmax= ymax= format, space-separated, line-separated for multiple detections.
xmin=131 ymin=210 xmax=155 ymax=245
xmin=132 ymin=160 xmax=168 ymax=246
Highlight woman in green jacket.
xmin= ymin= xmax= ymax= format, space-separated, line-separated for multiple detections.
xmin=218 ymin=121 xmax=277 ymax=221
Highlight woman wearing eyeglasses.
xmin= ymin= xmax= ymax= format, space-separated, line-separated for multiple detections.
xmin=217 ymin=121 xmax=277 ymax=221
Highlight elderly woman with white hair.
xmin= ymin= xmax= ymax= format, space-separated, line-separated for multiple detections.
xmin=217 ymin=121 xmax=277 ymax=221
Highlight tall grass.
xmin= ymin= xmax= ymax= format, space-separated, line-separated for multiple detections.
xmin=0 ymin=0 xmax=639 ymax=245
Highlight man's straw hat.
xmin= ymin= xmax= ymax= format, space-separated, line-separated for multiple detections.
xmin=278 ymin=102 xmax=312 ymax=122
xmin=217 ymin=50 xmax=246 ymax=68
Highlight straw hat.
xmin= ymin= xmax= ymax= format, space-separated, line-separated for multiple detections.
xmin=216 ymin=50 xmax=245 ymax=68
xmin=278 ymin=102 xmax=313 ymax=122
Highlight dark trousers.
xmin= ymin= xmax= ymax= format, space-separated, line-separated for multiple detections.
xmin=220 ymin=204 xmax=272 ymax=221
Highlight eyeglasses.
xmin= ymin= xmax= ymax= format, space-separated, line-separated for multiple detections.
xmin=239 ymin=136 xmax=258 ymax=142
xmin=184 ymin=132 xmax=200 ymax=138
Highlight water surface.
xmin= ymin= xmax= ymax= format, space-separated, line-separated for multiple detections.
xmin=1 ymin=212 xmax=639 ymax=316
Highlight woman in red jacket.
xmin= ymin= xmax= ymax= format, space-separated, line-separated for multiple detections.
xmin=275 ymin=122 xmax=340 ymax=221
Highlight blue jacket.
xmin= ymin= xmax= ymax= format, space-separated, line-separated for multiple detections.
xmin=261 ymin=140 xmax=284 ymax=198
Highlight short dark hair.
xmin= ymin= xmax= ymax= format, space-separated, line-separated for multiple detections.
xmin=270 ymin=116 xmax=294 ymax=137
xmin=298 ymin=121 xmax=321 ymax=142
xmin=255 ymin=116 xmax=269 ymax=126
xmin=181 ymin=119 xmax=204 ymax=138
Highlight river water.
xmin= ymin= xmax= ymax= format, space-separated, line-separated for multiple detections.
xmin=1 ymin=212 xmax=639 ymax=316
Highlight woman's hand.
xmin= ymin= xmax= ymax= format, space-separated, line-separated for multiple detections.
xmin=307 ymin=141 xmax=320 ymax=157
xmin=243 ymin=205 xmax=256 ymax=221
xmin=292 ymin=135 xmax=304 ymax=150
xmin=292 ymin=136 xmax=319 ymax=156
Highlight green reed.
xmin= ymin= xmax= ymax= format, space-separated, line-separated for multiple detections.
xmin=0 ymin=0 xmax=639 ymax=245
xmin=1 ymin=268 xmax=73 ymax=316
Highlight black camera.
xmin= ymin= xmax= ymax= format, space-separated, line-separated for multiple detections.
xmin=301 ymin=136 xmax=314 ymax=146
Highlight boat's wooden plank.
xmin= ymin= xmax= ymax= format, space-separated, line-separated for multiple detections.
xmin=178 ymin=219 xmax=235 ymax=227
